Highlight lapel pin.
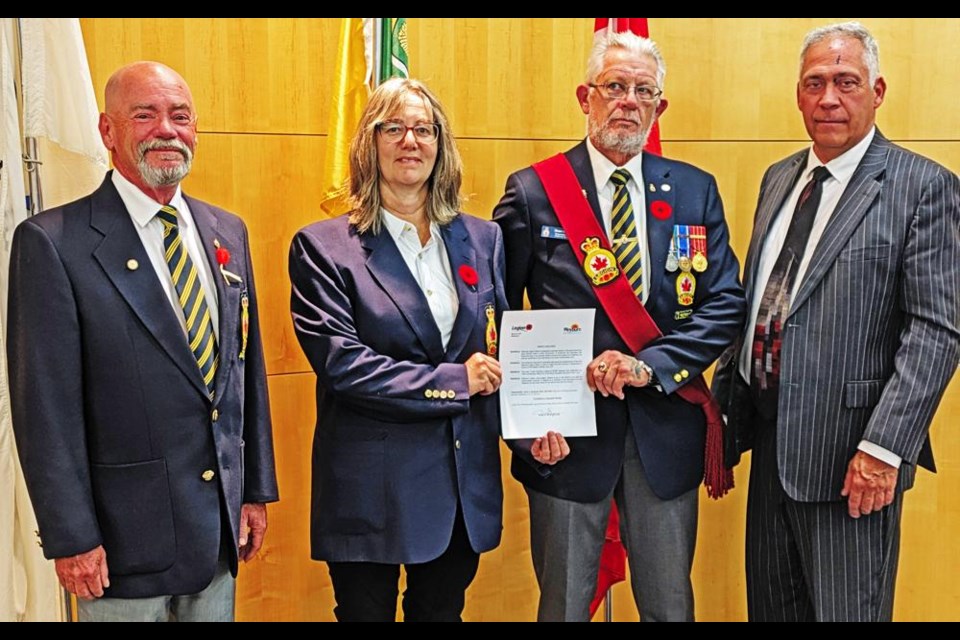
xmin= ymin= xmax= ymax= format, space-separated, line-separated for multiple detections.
xmin=661 ymin=184 xmax=671 ymax=192
xmin=214 ymin=239 xmax=243 ymax=285
xmin=648 ymin=183 xmax=656 ymax=192
xmin=485 ymin=304 xmax=498 ymax=357
xmin=651 ymin=200 xmax=673 ymax=220
xmin=239 ymin=292 xmax=249 ymax=360
xmin=458 ymin=264 xmax=479 ymax=292
xmin=126 ymin=259 xmax=139 ymax=271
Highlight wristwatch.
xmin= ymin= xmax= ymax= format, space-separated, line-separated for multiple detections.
xmin=633 ymin=359 xmax=656 ymax=385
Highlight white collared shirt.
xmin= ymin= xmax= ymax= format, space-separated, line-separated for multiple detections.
xmin=112 ymin=170 xmax=220 ymax=341
xmin=586 ymin=139 xmax=650 ymax=304
xmin=381 ymin=209 xmax=459 ymax=351
xmin=738 ymin=127 xmax=898 ymax=467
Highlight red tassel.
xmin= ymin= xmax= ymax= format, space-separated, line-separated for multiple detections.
xmin=703 ymin=408 xmax=733 ymax=499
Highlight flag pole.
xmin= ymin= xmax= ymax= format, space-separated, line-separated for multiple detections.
xmin=14 ymin=19 xmax=43 ymax=217
xmin=372 ymin=18 xmax=383 ymax=88
xmin=23 ymin=137 xmax=42 ymax=216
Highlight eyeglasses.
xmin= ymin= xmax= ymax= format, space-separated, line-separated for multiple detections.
xmin=376 ymin=121 xmax=440 ymax=143
xmin=589 ymin=82 xmax=662 ymax=102
xmin=800 ymin=76 xmax=864 ymax=95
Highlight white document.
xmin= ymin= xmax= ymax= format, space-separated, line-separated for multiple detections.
xmin=499 ymin=308 xmax=597 ymax=440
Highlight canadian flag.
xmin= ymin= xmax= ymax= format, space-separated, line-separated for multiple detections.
xmin=589 ymin=17 xmax=662 ymax=618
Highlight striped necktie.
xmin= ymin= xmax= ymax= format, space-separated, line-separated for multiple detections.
xmin=610 ymin=168 xmax=643 ymax=300
xmin=156 ymin=205 xmax=218 ymax=398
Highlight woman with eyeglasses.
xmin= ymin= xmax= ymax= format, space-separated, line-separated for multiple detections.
xmin=289 ymin=78 xmax=506 ymax=621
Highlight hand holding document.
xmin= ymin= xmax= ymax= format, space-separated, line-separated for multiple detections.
xmin=499 ymin=309 xmax=596 ymax=440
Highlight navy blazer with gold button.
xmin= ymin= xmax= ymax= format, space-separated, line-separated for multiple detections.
xmin=7 ymin=173 xmax=278 ymax=598
xmin=494 ymin=141 xmax=745 ymax=502
xmin=290 ymin=212 xmax=506 ymax=563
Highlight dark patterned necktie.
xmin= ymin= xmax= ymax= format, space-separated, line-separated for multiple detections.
xmin=610 ymin=168 xmax=643 ymax=300
xmin=156 ymin=205 xmax=218 ymax=398
xmin=751 ymin=165 xmax=831 ymax=418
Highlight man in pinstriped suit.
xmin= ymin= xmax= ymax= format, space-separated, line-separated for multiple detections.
xmin=714 ymin=22 xmax=959 ymax=621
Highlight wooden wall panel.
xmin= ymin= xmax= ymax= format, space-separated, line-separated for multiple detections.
xmin=234 ymin=373 xmax=333 ymax=621
xmin=896 ymin=374 xmax=960 ymax=622
xmin=408 ymin=18 xmax=592 ymax=140
xmin=180 ymin=133 xmax=327 ymax=376
xmin=78 ymin=17 xmax=960 ymax=622
xmin=409 ymin=18 xmax=960 ymax=143
xmin=82 ymin=18 xmax=337 ymax=134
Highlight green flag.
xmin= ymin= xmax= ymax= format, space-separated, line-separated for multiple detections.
xmin=378 ymin=18 xmax=408 ymax=83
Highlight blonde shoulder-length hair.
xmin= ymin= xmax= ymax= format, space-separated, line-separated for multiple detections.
xmin=348 ymin=78 xmax=463 ymax=234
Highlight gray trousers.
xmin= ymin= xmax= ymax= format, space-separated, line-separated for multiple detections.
xmin=746 ymin=422 xmax=903 ymax=622
xmin=527 ymin=432 xmax=698 ymax=621
xmin=77 ymin=554 xmax=235 ymax=622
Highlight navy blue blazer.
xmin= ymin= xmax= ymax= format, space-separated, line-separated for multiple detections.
xmin=7 ymin=174 xmax=279 ymax=598
xmin=494 ymin=142 xmax=745 ymax=502
xmin=289 ymin=213 xmax=506 ymax=564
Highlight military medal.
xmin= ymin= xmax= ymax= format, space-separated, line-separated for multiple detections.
xmin=485 ymin=304 xmax=498 ymax=357
xmin=692 ymin=252 xmax=708 ymax=272
xmin=676 ymin=271 xmax=696 ymax=306
xmin=690 ymin=225 xmax=708 ymax=272
xmin=675 ymin=225 xmax=697 ymax=304
xmin=580 ymin=237 xmax=620 ymax=285
xmin=676 ymin=225 xmax=693 ymax=272
xmin=665 ymin=231 xmax=679 ymax=272
xmin=239 ymin=291 xmax=249 ymax=360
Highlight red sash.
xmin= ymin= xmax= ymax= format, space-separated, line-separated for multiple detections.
xmin=532 ymin=153 xmax=732 ymax=498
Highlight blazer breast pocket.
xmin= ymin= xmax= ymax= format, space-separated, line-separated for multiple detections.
xmin=90 ymin=458 xmax=176 ymax=576
xmin=837 ymin=243 xmax=893 ymax=263
xmin=476 ymin=283 xmax=495 ymax=306
xmin=542 ymin=236 xmax=572 ymax=262
xmin=844 ymin=379 xmax=885 ymax=409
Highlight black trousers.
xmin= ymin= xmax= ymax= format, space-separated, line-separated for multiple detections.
xmin=327 ymin=508 xmax=480 ymax=622
xmin=746 ymin=419 xmax=903 ymax=622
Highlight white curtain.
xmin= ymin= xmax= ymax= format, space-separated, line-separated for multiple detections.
xmin=1 ymin=17 xmax=108 ymax=622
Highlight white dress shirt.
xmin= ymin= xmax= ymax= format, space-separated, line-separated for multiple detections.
xmin=381 ymin=209 xmax=459 ymax=351
xmin=586 ymin=139 xmax=651 ymax=304
xmin=738 ymin=127 xmax=898 ymax=467
xmin=112 ymin=170 xmax=220 ymax=341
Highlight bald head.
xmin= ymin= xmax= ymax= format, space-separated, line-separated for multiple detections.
xmin=104 ymin=62 xmax=195 ymax=116
xmin=99 ymin=61 xmax=198 ymax=202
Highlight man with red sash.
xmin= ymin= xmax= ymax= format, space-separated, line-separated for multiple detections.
xmin=493 ymin=31 xmax=745 ymax=621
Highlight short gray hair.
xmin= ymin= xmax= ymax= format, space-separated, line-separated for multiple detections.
xmin=800 ymin=21 xmax=880 ymax=85
xmin=585 ymin=31 xmax=666 ymax=89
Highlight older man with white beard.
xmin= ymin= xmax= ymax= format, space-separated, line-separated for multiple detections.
xmin=7 ymin=61 xmax=278 ymax=621
xmin=493 ymin=32 xmax=745 ymax=621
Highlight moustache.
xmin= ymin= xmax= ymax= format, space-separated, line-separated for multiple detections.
xmin=606 ymin=112 xmax=642 ymax=126
xmin=138 ymin=139 xmax=191 ymax=160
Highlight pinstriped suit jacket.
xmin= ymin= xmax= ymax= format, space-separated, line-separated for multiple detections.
xmin=714 ymin=131 xmax=960 ymax=502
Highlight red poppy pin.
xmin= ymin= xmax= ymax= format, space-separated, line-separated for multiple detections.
xmin=651 ymin=200 xmax=673 ymax=220
xmin=214 ymin=239 xmax=249 ymax=359
xmin=213 ymin=239 xmax=243 ymax=286
xmin=216 ymin=244 xmax=230 ymax=267
xmin=458 ymin=265 xmax=479 ymax=291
